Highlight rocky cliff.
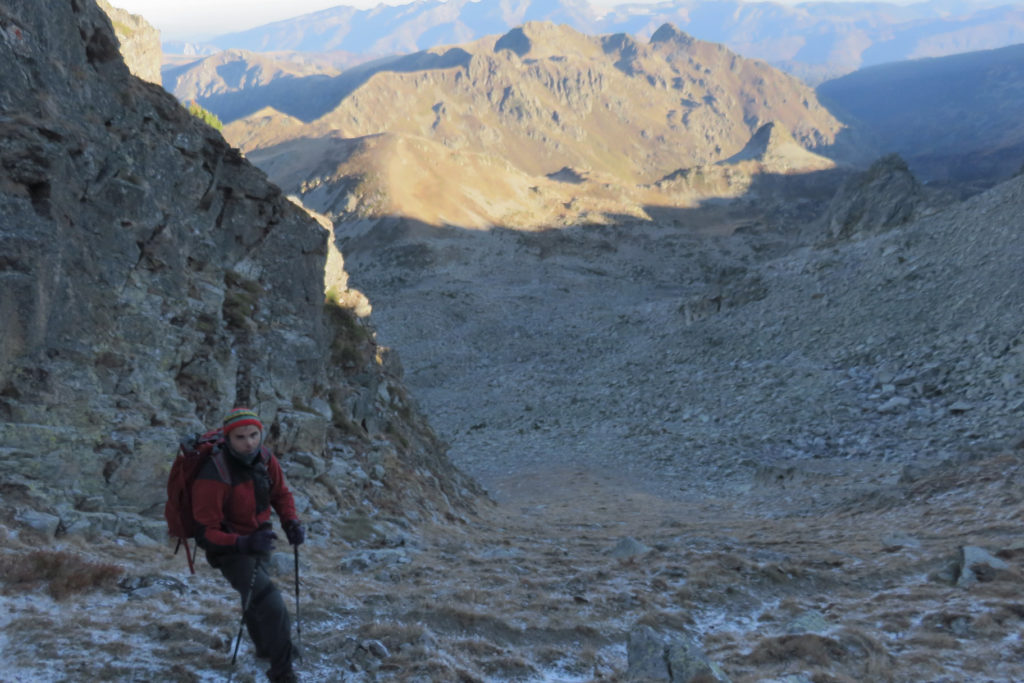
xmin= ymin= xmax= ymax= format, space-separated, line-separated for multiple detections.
xmin=0 ymin=0 xmax=478 ymax=542
xmin=97 ymin=0 xmax=161 ymax=85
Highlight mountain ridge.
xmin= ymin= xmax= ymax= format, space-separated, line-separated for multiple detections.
xmin=164 ymin=0 xmax=1024 ymax=82
xmin=221 ymin=21 xmax=843 ymax=230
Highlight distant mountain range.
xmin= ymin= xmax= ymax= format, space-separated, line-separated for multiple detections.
xmin=217 ymin=22 xmax=842 ymax=229
xmin=163 ymin=0 xmax=1024 ymax=83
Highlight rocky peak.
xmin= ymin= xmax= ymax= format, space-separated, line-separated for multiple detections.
xmin=721 ymin=120 xmax=835 ymax=173
xmin=494 ymin=26 xmax=531 ymax=57
xmin=650 ymin=22 xmax=694 ymax=47
xmin=97 ymin=0 xmax=161 ymax=84
xmin=735 ymin=121 xmax=791 ymax=157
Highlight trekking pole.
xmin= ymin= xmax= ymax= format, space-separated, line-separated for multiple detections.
xmin=230 ymin=555 xmax=261 ymax=669
xmin=293 ymin=544 xmax=303 ymax=660
xmin=230 ymin=521 xmax=271 ymax=674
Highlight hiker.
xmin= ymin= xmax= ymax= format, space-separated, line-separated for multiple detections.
xmin=192 ymin=407 xmax=306 ymax=683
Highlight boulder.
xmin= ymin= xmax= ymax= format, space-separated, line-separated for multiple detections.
xmin=819 ymin=154 xmax=927 ymax=241
xmin=627 ymin=624 xmax=731 ymax=682
xmin=957 ymin=545 xmax=1013 ymax=587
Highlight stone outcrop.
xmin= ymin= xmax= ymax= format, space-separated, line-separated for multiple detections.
xmin=0 ymin=0 xmax=479 ymax=539
xmin=956 ymin=545 xmax=1014 ymax=587
xmin=721 ymin=121 xmax=835 ymax=174
xmin=818 ymin=154 xmax=931 ymax=241
xmin=628 ymin=624 xmax=731 ymax=682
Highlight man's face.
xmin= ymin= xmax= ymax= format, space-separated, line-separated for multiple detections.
xmin=228 ymin=425 xmax=262 ymax=456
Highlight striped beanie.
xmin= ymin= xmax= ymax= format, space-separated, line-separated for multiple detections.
xmin=222 ymin=407 xmax=263 ymax=435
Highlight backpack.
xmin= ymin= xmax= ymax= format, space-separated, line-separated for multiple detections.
xmin=164 ymin=429 xmax=231 ymax=574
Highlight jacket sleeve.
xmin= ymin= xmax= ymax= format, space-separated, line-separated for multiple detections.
xmin=268 ymin=454 xmax=299 ymax=525
xmin=192 ymin=476 xmax=238 ymax=551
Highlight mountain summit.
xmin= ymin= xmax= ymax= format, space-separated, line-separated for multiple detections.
xmin=722 ymin=121 xmax=835 ymax=173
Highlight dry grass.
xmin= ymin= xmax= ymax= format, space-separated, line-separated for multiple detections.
xmin=743 ymin=628 xmax=894 ymax=681
xmin=4 ymin=459 xmax=1024 ymax=681
xmin=0 ymin=550 xmax=123 ymax=599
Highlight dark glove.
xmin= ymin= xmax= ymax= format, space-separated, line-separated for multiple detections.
xmin=236 ymin=527 xmax=277 ymax=555
xmin=284 ymin=519 xmax=305 ymax=546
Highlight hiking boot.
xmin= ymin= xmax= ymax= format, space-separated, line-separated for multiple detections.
xmin=266 ymin=665 xmax=298 ymax=683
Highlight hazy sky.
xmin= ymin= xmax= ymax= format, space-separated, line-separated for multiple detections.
xmin=108 ymin=0 xmax=631 ymax=41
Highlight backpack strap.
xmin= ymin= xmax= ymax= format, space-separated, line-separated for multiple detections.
xmin=198 ymin=448 xmax=237 ymax=541
xmin=259 ymin=446 xmax=272 ymax=480
xmin=210 ymin=450 xmax=231 ymax=485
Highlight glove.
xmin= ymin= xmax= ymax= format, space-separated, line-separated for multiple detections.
xmin=284 ymin=519 xmax=305 ymax=546
xmin=236 ymin=527 xmax=277 ymax=555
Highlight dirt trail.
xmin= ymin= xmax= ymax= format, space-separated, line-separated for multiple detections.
xmin=289 ymin=451 xmax=1024 ymax=682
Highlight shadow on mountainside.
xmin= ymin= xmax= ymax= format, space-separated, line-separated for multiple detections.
xmin=331 ymin=164 xmax=1018 ymax=488
xmin=199 ymin=48 xmax=474 ymax=124
xmin=816 ymin=105 xmax=1024 ymax=196
xmin=815 ymin=42 xmax=1024 ymax=192
xmin=637 ymin=167 xmax=853 ymax=234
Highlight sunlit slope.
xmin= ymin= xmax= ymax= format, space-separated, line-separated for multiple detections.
xmin=226 ymin=22 xmax=841 ymax=227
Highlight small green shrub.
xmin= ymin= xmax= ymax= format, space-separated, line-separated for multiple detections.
xmin=186 ymin=100 xmax=223 ymax=131
xmin=324 ymin=296 xmax=373 ymax=369
xmin=222 ymin=273 xmax=264 ymax=329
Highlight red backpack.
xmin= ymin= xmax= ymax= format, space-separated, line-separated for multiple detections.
xmin=164 ymin=429 xmax=231 ymax=574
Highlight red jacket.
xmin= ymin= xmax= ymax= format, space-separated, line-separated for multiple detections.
xmin=191 ymin=447 xmax=298 ymax=552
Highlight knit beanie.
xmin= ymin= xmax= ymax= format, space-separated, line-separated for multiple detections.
xmin=222 ymin=407 xmax=263 ymax=436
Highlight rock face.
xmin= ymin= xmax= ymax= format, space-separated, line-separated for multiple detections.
xmin=818 ymin=154 xmax=933 ymax=241
xmin=97 ymin=0 xmax=162 ymax=84
xmin=721 ymin=121 xmax=835 ymax=174
xmin=628 ymin=625 xmax=731 ymax=682
xmin=0 ymin=0 xmax=478 ymax=536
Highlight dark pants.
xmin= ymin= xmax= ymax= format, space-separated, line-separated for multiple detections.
xmin=211 ymin=552 xmax=295 ymax=679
